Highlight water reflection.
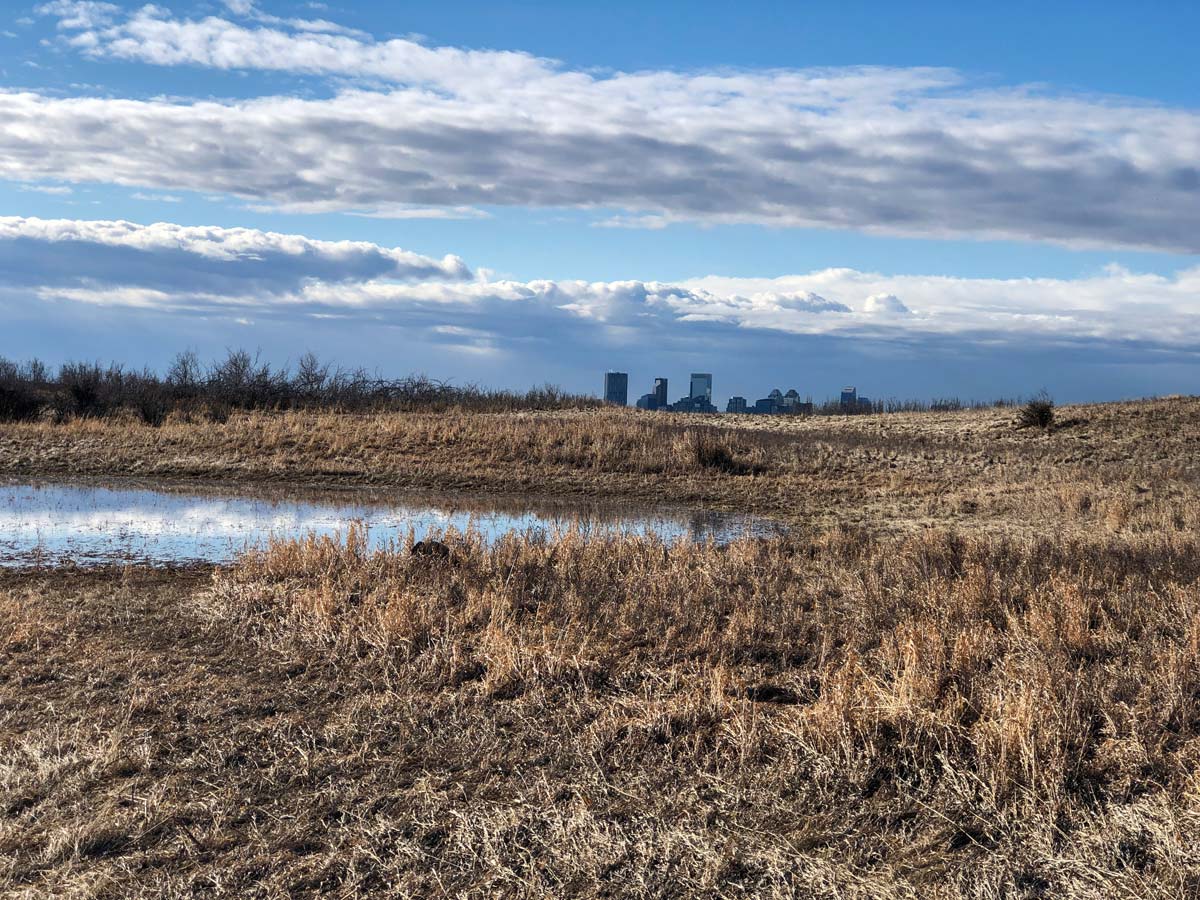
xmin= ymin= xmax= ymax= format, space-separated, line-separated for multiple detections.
xmin=0 ymin=480 xmax=782 ymax=567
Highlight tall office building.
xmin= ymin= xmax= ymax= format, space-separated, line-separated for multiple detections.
xmin=690 ymin=373 xmax=712 ymax=402
xmin=604 ymin=371 xmax=629 ymax=405
xmin=653 ymin=377 xmax=668 ymax=408
xmin=840 ymin=386 xmax=857 ymax=409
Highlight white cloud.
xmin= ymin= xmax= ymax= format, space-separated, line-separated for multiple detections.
xmin=863 ymin=293 xmax=910 ymax=315
xmin=35 ymin=1 xmax=117 ymax=30
xmin=7 ymin=4 xmax=1196 ymax=251
xmin=0 ymin=216 xmax=471 ymax=296
xmin=5 ymin=217 xmax=1200 ymax=356
xmin=19 ymin=183 xmax=72 ymax=195
xmin=130 ymin=192 xmax=183 ymax=202
xmin=46 ymin=3 xmax=552 ymax=90
xmin=682 ymin=268 xmax=1200 ymax=346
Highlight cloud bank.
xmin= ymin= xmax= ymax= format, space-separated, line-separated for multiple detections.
xmin=4 ymin=217 xmax=1199 ymax=358
xmin=4 ymin=3 xmax=1196 ymax=251
xmin=0 ymin=216 xmax=469 ymax=296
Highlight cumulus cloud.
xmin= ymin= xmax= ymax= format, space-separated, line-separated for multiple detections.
xmin=864 ymin=293 xmax=910 ymax=315
xmin=6 ymin=4 xmax=1197 ymax=251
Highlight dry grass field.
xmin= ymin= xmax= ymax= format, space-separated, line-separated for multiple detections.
xmin=3 ymin=398 xmax=1200 ymax=897
xmin=1 ymin=396 xmax=1198 ymax=535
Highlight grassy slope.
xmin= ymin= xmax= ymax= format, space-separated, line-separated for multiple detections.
xmin=1 ymin=397 xmax=1198 ymax=535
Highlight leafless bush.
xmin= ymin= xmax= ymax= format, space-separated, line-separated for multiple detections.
xmin=1018 ymin=390 xmax=1056 ymax=430
xmin=0 ymin=358 xmax=45 ymax=421
xmin=0 ymin=350 xmax=600 ymax=422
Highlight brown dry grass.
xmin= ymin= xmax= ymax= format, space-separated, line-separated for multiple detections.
xmin=1 ymin=396 xmax=1199 ymax=535
xmin=5 ymin=397 xmax=1200 ymax=896
xmin=5 ymin=525 xmax=1200 ymax=897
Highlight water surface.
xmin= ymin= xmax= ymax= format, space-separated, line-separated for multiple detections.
xmin=0 ymin=479 xmax=781 ymax=567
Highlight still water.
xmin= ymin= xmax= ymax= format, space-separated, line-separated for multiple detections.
xmin=0 ymin=480 xmax=781 ymax=567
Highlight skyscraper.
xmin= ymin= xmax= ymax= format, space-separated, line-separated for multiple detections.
xmin=690 ymin=373 xmax=712 ymax=402
xmin=604 ymin=371 xmax=629 ymax=405
xmin=653 ymin=377 xmax=668 ymax=409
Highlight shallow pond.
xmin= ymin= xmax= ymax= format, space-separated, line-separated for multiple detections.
xmin=0 ymin=480 xmax=783 ymax=567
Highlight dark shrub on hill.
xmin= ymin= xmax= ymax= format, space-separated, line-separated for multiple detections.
xmin=1017 ymin=391 xmax=1055 ymax=430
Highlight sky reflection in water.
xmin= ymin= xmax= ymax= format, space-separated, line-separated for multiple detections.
xmin=0 ymin=481 xmax=780 ymax=567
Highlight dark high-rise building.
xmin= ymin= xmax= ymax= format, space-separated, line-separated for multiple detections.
xmin=840 ymin=386 xmax=857 ymax=409
xmin=690 ymin=373 xmax=712 ymax=403
xmin=604 ymin=371 xmax=629 ymax=405
xmin=653 ymin=377 xmax=668 ymax=409
xmin=726 ymin=396 xmax=748 ymax=414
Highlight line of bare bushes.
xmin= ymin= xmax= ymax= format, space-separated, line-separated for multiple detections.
xmin=0 ymin=350 xmax=598 ymax=424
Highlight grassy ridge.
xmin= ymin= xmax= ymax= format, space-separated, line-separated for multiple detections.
xmin=1 ymin=397 xmax=1199 ymax=534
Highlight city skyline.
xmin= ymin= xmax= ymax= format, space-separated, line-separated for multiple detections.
xmin=0 ymin=2 xmax=1198 ymax=401
xmin=617 ymin=368 xmax=870 ymax=414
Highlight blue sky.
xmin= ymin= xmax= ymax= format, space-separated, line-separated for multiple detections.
xmin=1 ymin=0 xmax=1199 ymax=404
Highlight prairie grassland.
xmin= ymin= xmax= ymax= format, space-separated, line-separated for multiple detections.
xmin=5 ymin=397 xmax=1200 ymax=897
xmin=4 ymin=526 xmax=1200 ymax=897
xmin=1 ymin=396 xmax=1198 ymax=535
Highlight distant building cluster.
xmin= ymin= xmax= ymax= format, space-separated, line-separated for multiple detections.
xmin=599 ymin=372 xmax=717 ymax=412
xmin=839 ymin=385 xmax=873 ymax=412
xmin=627 ymin=373 xmax=717 ymax=413
xmin=604 ymin=370 xmax=872 ymax=416
xmin=728 ymin=388 xmax=813 ymax=416
xmin=629 ymin=377 xmax=672 ymax=410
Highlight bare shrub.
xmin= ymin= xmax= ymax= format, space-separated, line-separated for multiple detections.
xmin=0 ymin=358 xmax=43 ymax=421
xmin=1018 ymin=391 xmax=1055 ymax=430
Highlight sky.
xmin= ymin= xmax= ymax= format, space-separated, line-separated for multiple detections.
xmin=1 ymin=1 xmax=1199 ymax=405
